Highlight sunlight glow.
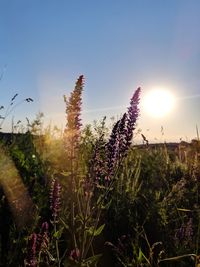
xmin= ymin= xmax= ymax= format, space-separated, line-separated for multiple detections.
xmin=142 ymin=88 xmax=176 ymax=118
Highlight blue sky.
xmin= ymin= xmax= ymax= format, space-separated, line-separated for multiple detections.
xmin=0 ymin=0 xmax=200 ymax=142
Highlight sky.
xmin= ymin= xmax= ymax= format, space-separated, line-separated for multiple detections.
xmin=0 ymin=0 xmax=200 ymax=142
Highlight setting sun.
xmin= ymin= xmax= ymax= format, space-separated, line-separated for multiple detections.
xmin=142 ymin=88 xmax=176 ymax=118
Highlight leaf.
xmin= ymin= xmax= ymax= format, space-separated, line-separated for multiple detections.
xmin=25 ymin=98 xmax=34 ymax=102
xmin=60 ymin=217 xmax=69 ymax=230
xmin=94 ymin=224 xmax=105 ymax=236
xmin=11 ymin=93 xmax=18 ymax=102
xmin=101 ymin=199 xmax=112 ymax=210
xmin=61 ymin=170 xmax=72 ymax=177
xmin=53 ymin=227 xmax=64 ymax=239
xmin=177 ymin=208 xmax=192 ymax=212
xmin=137 ymin=248 xmax=150 ymax=265
xmin=87 ymin=224 xmax=105 ymax=237
xmin=83 ymin=254 xmax=102 ymax=265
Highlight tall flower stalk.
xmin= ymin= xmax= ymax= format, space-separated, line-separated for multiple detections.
xmin=125 ymin=87 xmax=141 ymax=149
xmin=63 ymin=75 xmax=84 ymax=160
xmin=50 ymin=178 xmax=62 ymax=267
xmin=63 ymin=76 xmax=84 ymax=256
xmin=105 ymin=87 xmax=141 ymax=181
xmin=62 ymin=78 xmax=141 ymax=265
xmin=78 ymin=87 xmax=141 ymax=262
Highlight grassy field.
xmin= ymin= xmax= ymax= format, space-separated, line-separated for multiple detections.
xmin=0 ymin=77 xmax=200 ymax=267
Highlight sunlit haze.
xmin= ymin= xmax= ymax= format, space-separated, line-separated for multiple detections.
xmin=142 ymin=89 xmax=176 ymax=118
xmin=1 ymin=1 xmax=200 ymax=143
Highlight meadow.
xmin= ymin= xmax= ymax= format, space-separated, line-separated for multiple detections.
xmin=0 ymin=76 xmax=200 ymax=267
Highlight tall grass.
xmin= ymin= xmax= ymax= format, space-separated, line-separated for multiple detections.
xmin=0 ymin=77 xmax=200 ymax=266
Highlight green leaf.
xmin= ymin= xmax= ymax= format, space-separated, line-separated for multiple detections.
xmin=177 ymin=208 xmax=192 ymax=212
xmin=83 ymin=254 xmax=102 ymax=265
xmin=138 ymin=248 xmax=143 ymax=262
xmin=137 ymin=248 xmax=150 ymax=265
xmin=87 ymin=224 xmax=105 ymax=237
xmin=101 ymin=199 xmax=112 ymax=210
xmin=60 ymin=217 xmax=69 ymax=230
xmin=53 ymin=227 xmax=64 ymax=239
xmin=94 ymin=224 xmax=105 ymax=236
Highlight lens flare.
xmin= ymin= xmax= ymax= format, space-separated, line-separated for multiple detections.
xmin=0 ymin=145 xmax=35 ymax=229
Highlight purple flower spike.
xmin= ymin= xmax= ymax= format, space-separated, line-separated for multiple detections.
xmin=175 ymin=217 xmax=193 ymax=246
xmin=105 ymin=88 xmax=141 ymax=179
xmin=105 ymin=114 xmax=127 ymax=180
xmin=25 ymin=233 xmax=37 ymax=267
xmin=126 ymin=87 xmax=141 ymax=148
xmin=50 ymin=178 xmax=61 ymax=221
xmin=42 ymin=221 xmax=49 ymax=231
xmin=185 ymin=218 xmax=193 ymax=242
xmin=106 ymin=120 xmax=120 ymax=175
xmin=117 ymin=113 xmax=128 ymax=156
xmin=37 ymin=222 xmax=49 ymax=252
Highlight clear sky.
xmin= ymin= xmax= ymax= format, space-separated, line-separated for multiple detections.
xmin=0 ymin=0 xmax=200 ymax=142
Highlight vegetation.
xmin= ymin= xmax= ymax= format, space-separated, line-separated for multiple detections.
xmin=0 ymin=76 xmax=200 ymax=267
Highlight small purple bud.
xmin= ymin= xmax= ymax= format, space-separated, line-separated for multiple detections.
xmin=50 ymin=178 xmax=61 ymax=221
xmin=69 ymin=248 xmax=80 ymax=261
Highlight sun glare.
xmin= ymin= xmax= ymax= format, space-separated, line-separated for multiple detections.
xmin=142 ymin=88 xmax=176 ymax=118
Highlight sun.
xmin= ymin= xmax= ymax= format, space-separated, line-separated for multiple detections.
xmin=142 ymin=88 xmax=176 ymax=118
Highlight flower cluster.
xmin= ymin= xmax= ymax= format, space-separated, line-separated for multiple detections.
xmin=105 ymin=88 xmax=141 ymax=179
xmin=50 ymin=178 xmax=62 ymax=221
xmin=37 ymin=222 xmax=49 ymax=253
xmin=64 ymin=75 xmax=84 ymax=155
xmin=175 ymin=217 xmax=193 ymax=246
xmin=25 ymin=233 xmax=37 ymax=267
xmin=106 ymin=119 xmax=121 ymax=177
xmin=125 ymin=87 xmax=141 ymax=148
xmin=185 ymin=218 xmax=193 ymax=242
xmin=25 ymin=223 xmax=49 ymax=267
